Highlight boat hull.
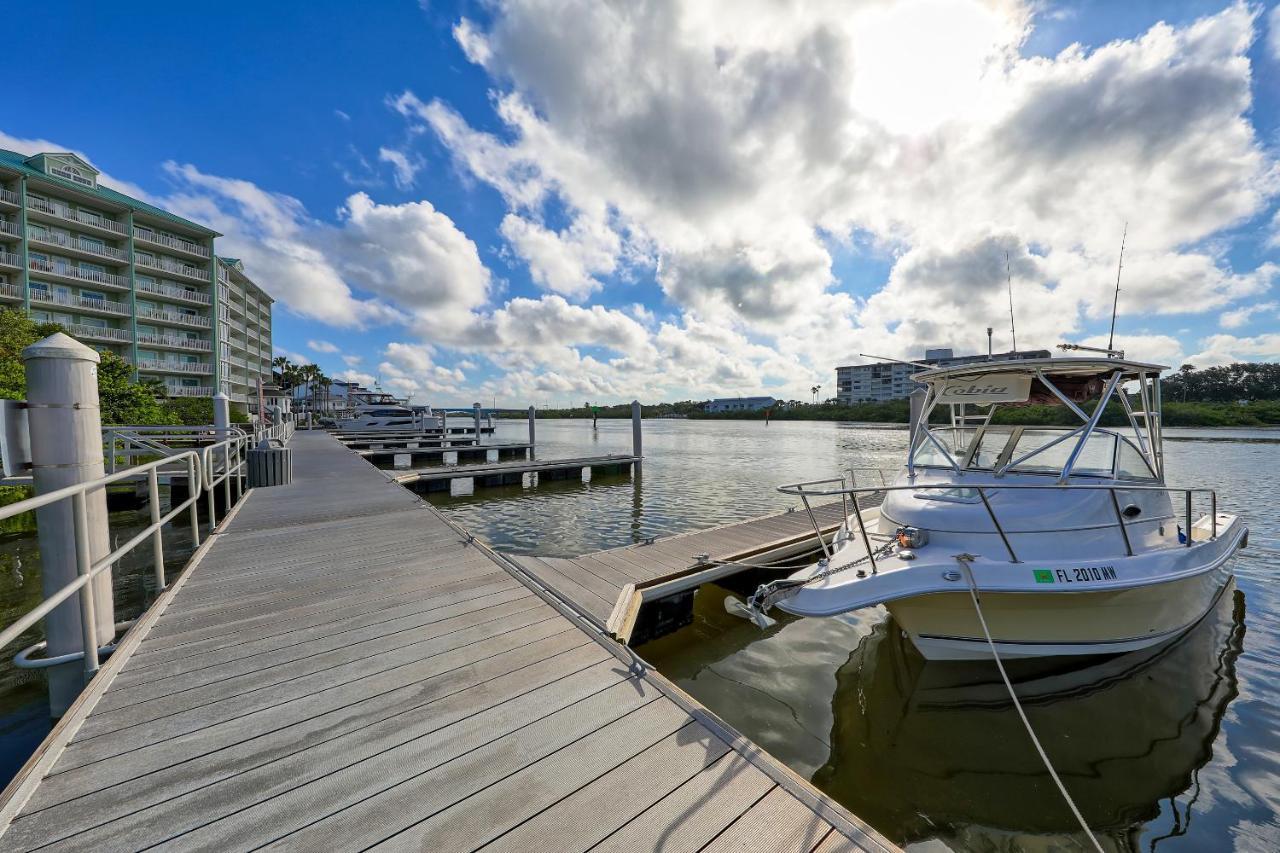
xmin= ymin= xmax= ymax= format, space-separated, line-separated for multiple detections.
xmin=889 ymin=562 xmax=1232 ymax=660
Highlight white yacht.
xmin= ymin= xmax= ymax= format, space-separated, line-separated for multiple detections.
xmin=336 ymin=403 xmax=440 ymax=432
xmin=740 ymin=357 xmax=1247 ymax=660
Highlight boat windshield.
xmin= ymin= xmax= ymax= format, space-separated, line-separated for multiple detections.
xmin=913 ymin=426 xmax=1157 ymax=480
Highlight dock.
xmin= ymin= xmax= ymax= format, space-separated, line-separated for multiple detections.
xmin=393 ymin=453 xmax=641 ymax=492
xmin=512 ymin=502 xmax=851 ymax=637
xmin=0 ymin=432 xmax=895 ymax=852
xmin=358 ymin=440 xmax=533 ymax=463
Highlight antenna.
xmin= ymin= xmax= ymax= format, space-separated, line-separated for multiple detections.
xmin=1107 ymin=223 xmax=1127 ymax=355
xmin=1005 ymin=251 xmax=1017 ymax=353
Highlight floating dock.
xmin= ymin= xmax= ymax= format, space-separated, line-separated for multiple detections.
xmin=393 ymin=453 xmax=641 ymax=492
xmin=358 ymin=441 xmax=533 ymax=464
xmin=511 ymin=502 xmax=851 ymax=639
xmin=0 ymin=432 xmax=895 ymax=852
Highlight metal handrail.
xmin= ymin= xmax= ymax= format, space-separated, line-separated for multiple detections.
xmin=0 ymin=451 xmax=204 ymax=677
xmin=777 ymin=479 xmax=1222 ymax=574
xmin=200 ymin=435 xmax=248 ymax=532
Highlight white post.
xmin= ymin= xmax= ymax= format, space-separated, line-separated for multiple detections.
xmin=527 ymin=406 xmax=536 ymax=459
xmin=213 ymin=392 xmax=230 ymax=443
xmin=631 ymin=400 xmax=642 ymax=473
xmin=23 ymin=333 xmax=114 ymax=717
xmin=473 ymin=402 xmax=482 ymax=439
xmin=909 ymin=388 xmax=927 ymax=449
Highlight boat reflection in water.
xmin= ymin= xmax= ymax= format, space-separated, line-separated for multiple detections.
xmin=812 ymin=580 xmax=1245 ymax=849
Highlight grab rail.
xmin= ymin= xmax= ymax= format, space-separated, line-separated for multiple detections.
xmin=777 ymin=480 xmax=1222 ymax=574
xmin=200 ymin=435 xmax=248 ymax=532
xmin=0 ymin=451 xmax=203 ymax=679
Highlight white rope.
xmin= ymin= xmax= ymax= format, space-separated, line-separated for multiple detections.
xmin=954 ymin=554 xmax=1106 ymax=853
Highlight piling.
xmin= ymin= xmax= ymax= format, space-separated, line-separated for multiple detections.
xmin=473 ymin=402 xmax=482 ymax=438
xmin=22 ymin=333 xmax=114 ymax=716
xmin=528 ymin=406 xmax=536 ymax=459
xmin=213 ymin=392 xmax=230 ymax=442
xmin=631 ymin=400 xmax=642 ymax=474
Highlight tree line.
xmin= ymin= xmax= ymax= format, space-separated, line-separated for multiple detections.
xmin=1162 ymin=363 xmax=1280 ymax=402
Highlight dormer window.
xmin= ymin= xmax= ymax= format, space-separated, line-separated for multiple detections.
xmin=25 ymin=153 xmax=100 ymax=189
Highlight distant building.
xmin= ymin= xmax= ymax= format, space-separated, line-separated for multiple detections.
xmin=835 ymin=348 xmax=1051 ymax=403
xmin=704 ymin=396 xmax=777 ymax=413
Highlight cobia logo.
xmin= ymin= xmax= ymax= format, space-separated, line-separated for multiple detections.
xmin=940 ymin=384 xmax=1009 ymax=397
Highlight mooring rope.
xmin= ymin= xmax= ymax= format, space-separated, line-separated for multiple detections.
xmin=954 ymin=553 xmax=1106 ymax=853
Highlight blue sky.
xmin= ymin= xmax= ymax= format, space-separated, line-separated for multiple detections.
xmin=3 ymin=1 xmax=1279 ymax=406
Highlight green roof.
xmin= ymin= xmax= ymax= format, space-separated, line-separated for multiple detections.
xmin=0 ymin=148 xmax=219 ymax=237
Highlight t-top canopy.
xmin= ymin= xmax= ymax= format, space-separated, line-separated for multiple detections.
xmin=913 ymin=356 xmax=1167 ymax=384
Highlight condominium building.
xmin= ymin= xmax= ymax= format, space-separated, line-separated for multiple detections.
xmin=217 ymin=258 xmax=274 ymax=406
xmin=836 ymin=347 xmax=1052 ymax=403
xmin=0 ymin=149 xmax=272 ymax=408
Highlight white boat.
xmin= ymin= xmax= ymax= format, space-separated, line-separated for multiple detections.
xmin=335 ymin=403 xmax=440 ymax=432
xmin=742 ymin=356 xmax=1248 ymax=660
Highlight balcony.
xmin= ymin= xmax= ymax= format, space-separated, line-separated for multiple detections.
xmin=25 ymin=197 xmax=127 ymax=236
xmin=27 ymin=229 xmax=129 ymax=264
xmin=136 ymin=279 xmax=211 ymax=305
xmin=138 ymin=359 xmax=212 ymax=375
xmin=30 ymin=289 xmax=130 ymax=316
xmin=0 ymin=220 xmax=19 ymax=238
xmin=0 ymin=251 xmax=20 ymax=269
xmin=163 ymin=385 xmax=214 ymax=398
xmin=136 ymin=306 xmax=210 ymax=328
xmin=0 ymin=188 xmax=18 ymax=208
xmin=134 ymin=229 xmax=210 ymax=260
xmin=0 ymin=283 xmax=22 ymax=300
xmin=29 ymin=256 xmax=130 ymax=290
xmin=134 ymin=255 xmax=207 ymax=283
xmin=61 ymin=323 xmax=132 ymax=344
xmin=136 ymin=332 xmax=211 ymax=352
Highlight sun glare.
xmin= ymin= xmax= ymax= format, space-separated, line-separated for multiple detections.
xmin=848 ymin=0 xmax=1016 ymax=135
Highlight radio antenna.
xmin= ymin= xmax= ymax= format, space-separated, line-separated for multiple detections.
xmin=1005 ymin=251 xmax=1017 ymax=353
xmin=1107 ymin=223 xmax=1127 ymax=354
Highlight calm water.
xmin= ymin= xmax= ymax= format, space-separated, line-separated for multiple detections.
xmin=432 ymin=418 xmax=1280 ymax=851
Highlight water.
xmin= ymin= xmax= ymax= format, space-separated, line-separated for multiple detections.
xmin=433 ymin=418 xmax=1280 ymax=850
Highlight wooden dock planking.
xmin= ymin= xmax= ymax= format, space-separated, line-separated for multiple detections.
xmin=512 ymin=500 xmax=852 ymax=636
xmin=0 ymin=431 xmax=894 ymax=852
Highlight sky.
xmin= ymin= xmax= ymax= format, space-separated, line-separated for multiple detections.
xmin=3 ymin=0 xmax=1280 ymax=407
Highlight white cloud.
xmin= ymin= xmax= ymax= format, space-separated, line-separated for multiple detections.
xmin=1186 ymin=332 xmax=1280 ymax=366
xmin=406 ymin=0 xmax=1277 ymax=398
xmin=1219 ymin=301 xmax=1277 ymax=329
xmin=307 ymin=339 xmax=340 ymax=353
xmin=378 ymin=146 xmax=423 ymax=190
xmin=498 ymin=212 xmax=619 ymax=299
xmin=1268 ymin=5 xmax=1280 ymax=61
xmin=334 ymin=109 xmax=351 ymax=122
xmin=161 ymin=164 xmax=405 ymax=329
xmin=342 ymin=354 xmax=363 ymax=367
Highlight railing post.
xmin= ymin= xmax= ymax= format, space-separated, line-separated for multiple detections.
xmin=23 ymin=333 xmax=114 ymax=716
xmin=71 ymin=492 xmax=100 ymax=680
xmin=148 ymin=467 xmax=165 ymax=589
xmin=187 ymin=455 xmax=201 ymax=549
xmin=1212 ymin=491 xmax=1217 ymax=539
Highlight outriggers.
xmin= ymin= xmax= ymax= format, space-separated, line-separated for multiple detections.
xmin=739 ymin=355 xmax=1247 ymax=660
